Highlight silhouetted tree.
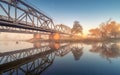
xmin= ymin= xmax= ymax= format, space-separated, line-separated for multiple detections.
xmin=71 ymin=21 xmax=83 ymax=35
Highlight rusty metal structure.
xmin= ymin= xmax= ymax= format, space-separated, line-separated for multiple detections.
xmin=0 ymin=0 xmax=71 ymax=34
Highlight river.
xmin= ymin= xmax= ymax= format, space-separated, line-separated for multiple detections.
xmin=0 ymin=41 xmax=120 ymax=75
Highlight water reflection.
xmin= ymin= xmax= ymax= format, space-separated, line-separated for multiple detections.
xmin=2 ymin=53 xmax=55 ymax=75
xmin=0 ymin=42 xmax=55 ymax=75
xmin=72 ymin=47 xmax=83 ymax=61
xmin=90 ymin=42 xmax=120 ymax=63
xmin=0 ymin=41 xmax=120 ymax=75
xmin=0 ymin=41 xmax=33 ymax=53
xmin=0 ymin=41 xmax=71 ymax=75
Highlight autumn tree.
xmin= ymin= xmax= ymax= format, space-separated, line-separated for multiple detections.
xmin=108 ymin=21 xmax=120 ymax=38
xmin=89 ymin=28 xmax=101 ymax=38
xmin=100 ymin=21 xmax=120 ymax=38
xmin=89 ymin=20 xmax=120 ymax=38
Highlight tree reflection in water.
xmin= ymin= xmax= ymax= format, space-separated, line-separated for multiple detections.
xmin=71 ymin=43 xmax=83 ymax=61
xmin=90 ymin=42 xmax=120 ymax=63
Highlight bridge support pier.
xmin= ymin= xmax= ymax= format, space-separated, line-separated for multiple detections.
xmin=27 ymin=33 xmax=41 ymax=42
xmin=49 ymin=42 xmax=60 ymax=50
xmin=49 ymin=33 xmax=54 ymax=40
xmin=49 ymin=33 xmax=60 ymax=41
xmin=34 ymin=33 xmax=41 ymax=39
xmin=34 ymin=42 xmax=41 ymax=48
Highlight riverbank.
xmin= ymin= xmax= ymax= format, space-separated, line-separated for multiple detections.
xmin=27 ymin=38 xmax=120 ymax=43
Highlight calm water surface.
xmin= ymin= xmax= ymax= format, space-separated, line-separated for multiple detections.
xmin=0 ymin=41 xmax=120 ymax=75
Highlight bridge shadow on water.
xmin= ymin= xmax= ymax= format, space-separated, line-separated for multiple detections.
xmin=0 ymin=41 xmax=120 ymax=75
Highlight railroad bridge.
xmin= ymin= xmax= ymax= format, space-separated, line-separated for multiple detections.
xmin=0 ymin=0 xmax=72 ymax=40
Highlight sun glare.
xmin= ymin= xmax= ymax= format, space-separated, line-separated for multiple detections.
xmin=53 ymin=33 xmax=60 ymax=40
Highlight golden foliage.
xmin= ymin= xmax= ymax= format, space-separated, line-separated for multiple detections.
xmin=89 ymin=20 xmax=120 ymax=38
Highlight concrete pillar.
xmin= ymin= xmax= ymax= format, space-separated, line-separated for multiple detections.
xmin=49 ymin=33 xmax=60 ymax=41
xmin=49 ymin=42 xmax=60 ymax=50
xmin=49 ymin=33 xmax=54 ymax=40
xmin=53 ymin=42 xmax=60 ymax=49
xmin=34 ymin=42 xmax=41 ymax=48
xmin=34 ymin=33 xmax=41 ymax=39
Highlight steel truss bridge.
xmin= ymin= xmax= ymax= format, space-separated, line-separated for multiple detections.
xmin=0 ymin=0 xmax=71 ymax=34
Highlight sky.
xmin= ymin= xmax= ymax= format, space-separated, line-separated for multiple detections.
xmin=25 ymin=0 xmax=120 ymax=34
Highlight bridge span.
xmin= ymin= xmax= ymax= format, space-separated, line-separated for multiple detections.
xmin=0 ymin=0 xmax=72 ymax=40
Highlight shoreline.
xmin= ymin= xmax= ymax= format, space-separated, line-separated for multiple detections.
xmin=27 ymin=38 xmax=120 ymax=43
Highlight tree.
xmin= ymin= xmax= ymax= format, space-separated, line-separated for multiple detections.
xmin=89 ymin=20 xmax=120 ymax=39
xmin=100 ymin=21 xmax=120 ymax=38
xmin=89 ymin=28 xmax=101 ymax=38
xmin=109 ymin=21 xmax=120 ymax=38
xmin=71 ymin=21 xmax=83 ymax=35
